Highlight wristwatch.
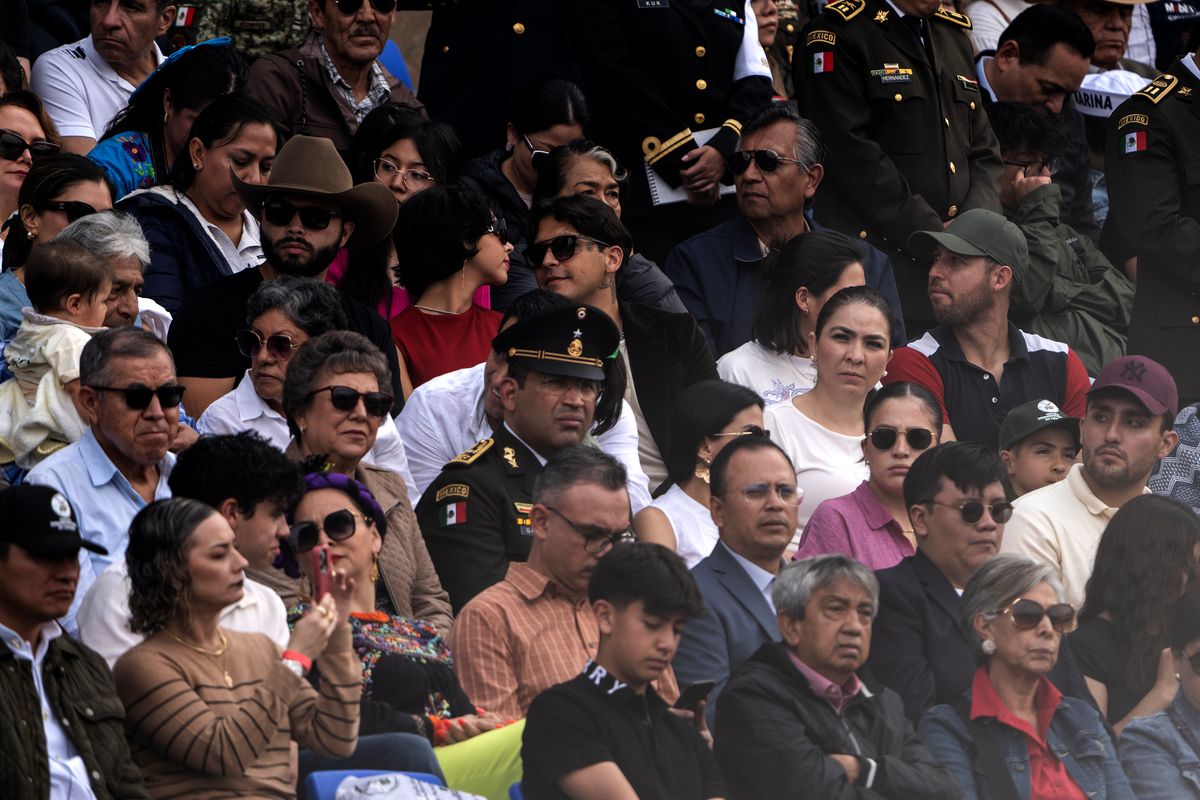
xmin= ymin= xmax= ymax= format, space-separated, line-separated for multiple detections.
xmin=281 ymin=658 xmax=306 ymax=678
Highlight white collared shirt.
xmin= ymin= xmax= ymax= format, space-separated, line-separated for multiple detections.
xmin=76 ymin=561 xmax=289 ymax=668
xmin=0 ymin=620 xmax=98 ymax=800
xmin=976 ymin=56 xmax=999 ymax=103
xmin=31 ymin=35 xmax=164 ymax=140
xmin=723 ymin=542 xmax=779 ymax=613
xmin=176 ymin=193 xmax=263 ymax=275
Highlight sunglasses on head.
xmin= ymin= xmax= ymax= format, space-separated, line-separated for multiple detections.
xmin=528 ymin=234 xmax=610 ymax=266
xmin=43 ymin=200 xmax=98 ymax=224
xmin=88 ymin=383 xmax=186 ymax=410
xmin=330 ymin=0 xmax=396 ymax=14
xmin=710 ymin=424 xmax=770 ymax=439
xmin=1000 ymin=597 xmax=1077 ymax=633
xmin=263 ymin=199 xmax=340 ymax=231
xmin=869 ymin=426 xmax=933 ymax=451
xmin=289 ymin=508 xmax=369 ymax=554
xmin=924 ymin=499 xmax=1013 ymax=524
xmin=236 ymin=329 xmax=300 ymax=360
xmin=307 ymin=385 xmax=393 ymax=418
xmin=0 ymin=129 xmax=60 ymax=162
xmin=729 ymin=148 xmax=806 ymax=175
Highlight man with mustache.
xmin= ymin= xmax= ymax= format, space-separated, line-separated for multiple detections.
xmin=166 ymin=135 xmax=400 ymax=418
xmin=249 ymin=0 xmax=422 ymax=162
xmin=1003 ymin=355 xmax=1178 ymax=609
xmin=883 ymin=209 xmax=1091 ymax=446
xmin=673 ymin=434 xmax=800 ymax=728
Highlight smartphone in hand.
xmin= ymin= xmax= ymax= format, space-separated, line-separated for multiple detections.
xmin=311 ymin=545 xmax=333 ymax=602
xmin=673 ymin=680 xmax=716 ymax=711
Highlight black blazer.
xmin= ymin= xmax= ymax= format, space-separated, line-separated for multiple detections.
xmin=620 ymin=300 xmax=718 ymax=459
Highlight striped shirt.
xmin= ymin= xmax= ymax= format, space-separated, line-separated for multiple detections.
xmin=449 ymin=563 xmax=679 ymax=719
xmin=114 ymin=626 xmax=361 ymax=798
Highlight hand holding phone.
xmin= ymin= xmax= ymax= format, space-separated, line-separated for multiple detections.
xmin=310 ymin=545 xmax=333 ymax=602
xmin=673 ymin=680 xmax=716 ymax=711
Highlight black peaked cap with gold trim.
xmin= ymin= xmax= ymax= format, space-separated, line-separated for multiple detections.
xmin=493 ymin=303 xmax=620 ymax=383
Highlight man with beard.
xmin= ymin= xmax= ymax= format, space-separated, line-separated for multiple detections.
xmin=167 ymin=135 xmax=399 ymax=417
xmin=1003 ymin=355 xmax=1178 ymax=609
xmin=882 ymin=209 xmax=1090 ymax=446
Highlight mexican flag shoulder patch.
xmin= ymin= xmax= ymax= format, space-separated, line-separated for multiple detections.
xmin=440 ymin=501 xmax=468 ymax=527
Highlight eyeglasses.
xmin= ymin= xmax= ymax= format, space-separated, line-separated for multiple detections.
xmin=999 ymin=597 xmax=1077 ymax=634
xmin=923 ymin=499 xmax=1013 ymax=524
xmin=263 ymin=198 xmax=341 ymax=231
xmin=43 ymin=200 xmax=98 ymax=223
xmin=330 ymin=0 xmax=397 ymax=14
xmin=306 ymin=385 xmax=393 ymax=418
xmin=522 ymin=134 xmax=550 ymax=170
xmin=373 ymin=158 xmax=435 ymax=188
xmin=485 ymin=218 xmax=509 ymax=246
xmin=1004 ymin=158 xmax=1060 ymax=177
xmin=289 ymin=508 xmax=370 ymax=554
xmin=869 ymin=427 xmax=934 ymax=451
xmin=236 ymin=329 xmax=301 ymax=360
xmin=528 ymin=234 xmax=611 ymax=266
xmin=88 ymin=383 xmax=186 ymax=410
xmin=729 ymin=149 xmax=806 ymax=175
xmin=543 ymin=505 xmax=636 ymax=555
xmin=0 ymin=129 xmax=60 ymax=162
xmin=735 ymin=482 xmax=804 ymax=506
xmin=709 ymin=425 xmax=770 ymax=439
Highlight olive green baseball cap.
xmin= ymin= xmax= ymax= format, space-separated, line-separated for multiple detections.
xmin=908 ymin=208 xmax=1029 ymax=280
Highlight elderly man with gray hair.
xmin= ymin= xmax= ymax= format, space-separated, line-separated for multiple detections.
xmin=714 ymin=554 xmax=962 ymax=800
xmin=919 ymin=555 xmax=1134 ymax=799
xmin=51 ymin=211 xmax=150 ymax=329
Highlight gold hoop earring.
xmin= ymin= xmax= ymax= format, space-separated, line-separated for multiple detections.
xmin=370 ymin=556 xmax=380 ymax=584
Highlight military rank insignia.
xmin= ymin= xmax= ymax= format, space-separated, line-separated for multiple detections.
xmin=439 ymin=500 xmax=468 ymax=526
xmin=871 ymin=64 xmax=912 ymax=83
xmin=503 ymin=447 xmax=519 ymax=469
xmin=515 ymin=502 xmax=534 ymax=536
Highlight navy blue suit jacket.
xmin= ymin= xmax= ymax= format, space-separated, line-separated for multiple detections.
xmin=673 ymin=541 xmax=781 ymax=728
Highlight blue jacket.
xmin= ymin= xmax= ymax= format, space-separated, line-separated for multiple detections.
xmin=664 ymin=214 xmax=906 ymax=357
xmin=919 ymin=688 xmax=1134 ymax=800
xmin=1119 ymin=692 xmax=1200 ymax=799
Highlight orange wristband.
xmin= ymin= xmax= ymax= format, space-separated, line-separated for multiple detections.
xmin=281 ymin=650 xmax=312 ymax=671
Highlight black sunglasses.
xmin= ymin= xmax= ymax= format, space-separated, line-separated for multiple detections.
xmin=236 ymin=329 xmax=301 ymax=360
xmin=330 ymin=0 xmax=396 ymax=14
xmin=486 ymin=218 xmax=508 ymax=246
xmin=729 ymin=148 xmax=806 ymax=175
xmin=924 ymin=499 xmax=1014 ymax=525
xmin=522 ymin=134 xmax=549 ymax=170
xmin=88 ymin=383 xmax=186 ymax=410
xmin=306 ymin=385 xmax=393 ymax=418
xmin=528 ymin=234 xmax=610 ymax=266
xmin=44 ymin=200 xmax=98 ymax=223
xmin=1000 ymin=597 xmax=1077 ymax=634
xmin=0 ymin=129 xmax=60 ymax=162
xmin=263 ymin=199 xmax=341 ymax=231
xmin=289 ymin=508 xmax=369 ymax=554
xmin=869 ymin=427 xmax=933 ymax=451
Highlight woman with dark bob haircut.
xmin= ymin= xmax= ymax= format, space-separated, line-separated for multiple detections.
xmin=634 ymin=379 xmax=764 ymax=567
xmin=113 ymin=497 xmax=361 ymax=798
xmin=388 ymin=184 xmax=513 ymax=395
xmin=1070 ymin=493 xmax=1200 ymax=732
xmin=718 ymin=230 xmax=869 ymax=407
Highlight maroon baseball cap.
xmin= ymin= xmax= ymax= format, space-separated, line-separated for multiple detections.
xmin=1088 ymin=355 xmax=1178 ymax=418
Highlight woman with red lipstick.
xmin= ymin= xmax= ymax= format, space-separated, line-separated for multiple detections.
xmin=0 ymin=91 xmax=59 ymax=261
xmin=797 ymin=381 xmax=944 ymax=569
xmin=389 ymin=185 xmax=511 ymax=396
xmin=765 ymin=285 xmax=897 ymax=553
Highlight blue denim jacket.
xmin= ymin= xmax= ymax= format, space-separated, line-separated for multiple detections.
xmin=1120 ymin=692 xmax=1200 ymax=799
xmin=919 ymin=691 xmax=1134 ymax=800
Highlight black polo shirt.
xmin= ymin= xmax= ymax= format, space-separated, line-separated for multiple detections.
xmin=522 ymin=661 xmax=724 ymax=800
xmin=885 ymin=322 xmax=1089 ymax=447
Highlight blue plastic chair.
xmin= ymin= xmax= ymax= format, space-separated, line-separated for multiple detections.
xmin=509 ymin=782 xmax=526 ymax=800
xmin=304 ymin=769 xmax=444 ymax=799
xmin=378 ymin=39 xmax=414 ymax=91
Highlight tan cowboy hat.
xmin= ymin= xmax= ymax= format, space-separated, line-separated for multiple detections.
xmin=233 ymin=135 xmax=398 ymax=248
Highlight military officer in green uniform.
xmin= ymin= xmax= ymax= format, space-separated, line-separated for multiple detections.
xmin=793 ymin=0 xmax=1003 ymax=332
xmin=415 ymin=302 xmax=621 ymax=611
xmin=1105 ymin=51 xmax=1200 ymax=405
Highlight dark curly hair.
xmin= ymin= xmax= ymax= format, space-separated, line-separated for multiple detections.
xmin=126 ymin=498 xmax=219 ymax=635
xmin=1079 ymin=494 xmax=1200 ymax=691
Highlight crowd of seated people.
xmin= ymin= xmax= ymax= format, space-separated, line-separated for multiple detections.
xmin=5 ymin=0 xmax=1200 ymax=797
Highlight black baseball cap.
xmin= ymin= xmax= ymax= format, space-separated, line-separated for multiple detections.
xmin=493 ymin=303 xmax=620 ymax=382
xmin=0 ymin=485 xmax=108 ymax=558
xmin=998 ymin=399 xmax=1081 ymax=451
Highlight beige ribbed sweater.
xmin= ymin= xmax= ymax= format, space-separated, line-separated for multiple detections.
xmin=114 ymin=624 xmax=361 ymax=798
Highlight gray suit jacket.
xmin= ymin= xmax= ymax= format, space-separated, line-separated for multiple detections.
xmin=673 ymin=540 xmax=781 ymax=728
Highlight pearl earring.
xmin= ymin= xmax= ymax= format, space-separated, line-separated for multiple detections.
xmin=981 ymin=640 xmax=996 ymax=655
xmin=193 ymin=162 xmax=201 ymax=170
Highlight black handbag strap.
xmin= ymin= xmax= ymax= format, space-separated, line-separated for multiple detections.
xmin=951 ymin=694 xmax=1023 ymax=800
xmin=1167 ymin=703 xmax=1200 ymax=762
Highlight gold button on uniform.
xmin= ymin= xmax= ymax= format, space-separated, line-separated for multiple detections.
xmin=969 ymin=101 xmax=977 ymax=110
xmin=944 ymin=117 xmax=950 ymax=128
xmin=786 ymin=22 xmax=795 ymax=32
xmin=694 ymin=113 xmax=706 ymax=124
xmin=858 ymin=230 xmax=868 ymax=239
xmin=695 ymin=46 xmax=706 ymax=57
xmin=696 ymin=79 xmax=708 ymax=90
xmin=949 ymin=161 xmax=957 ymax=174
xmin=948 ymin=205 xmax=958 ymax=217
xmin=894 ymin=93 xmax=903 ymax=102
xmin=442 ymin=45 xmax=450 ymax=53
xmin=1192 ymin=316 xmax=1200 ymax=324
xmin=512 ymin=22 xmax=526 ymax=34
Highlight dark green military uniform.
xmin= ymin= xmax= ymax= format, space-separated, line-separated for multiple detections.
xmin=416 ymin=425 xmax=541 ymax=613
xmin=793 ymin=0 xmax=1002 ymax=326
xmin=169 ymin=0 xmax=310 ymax=56
xmin=1105 ymin=59 xmax=1200 ymax=402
